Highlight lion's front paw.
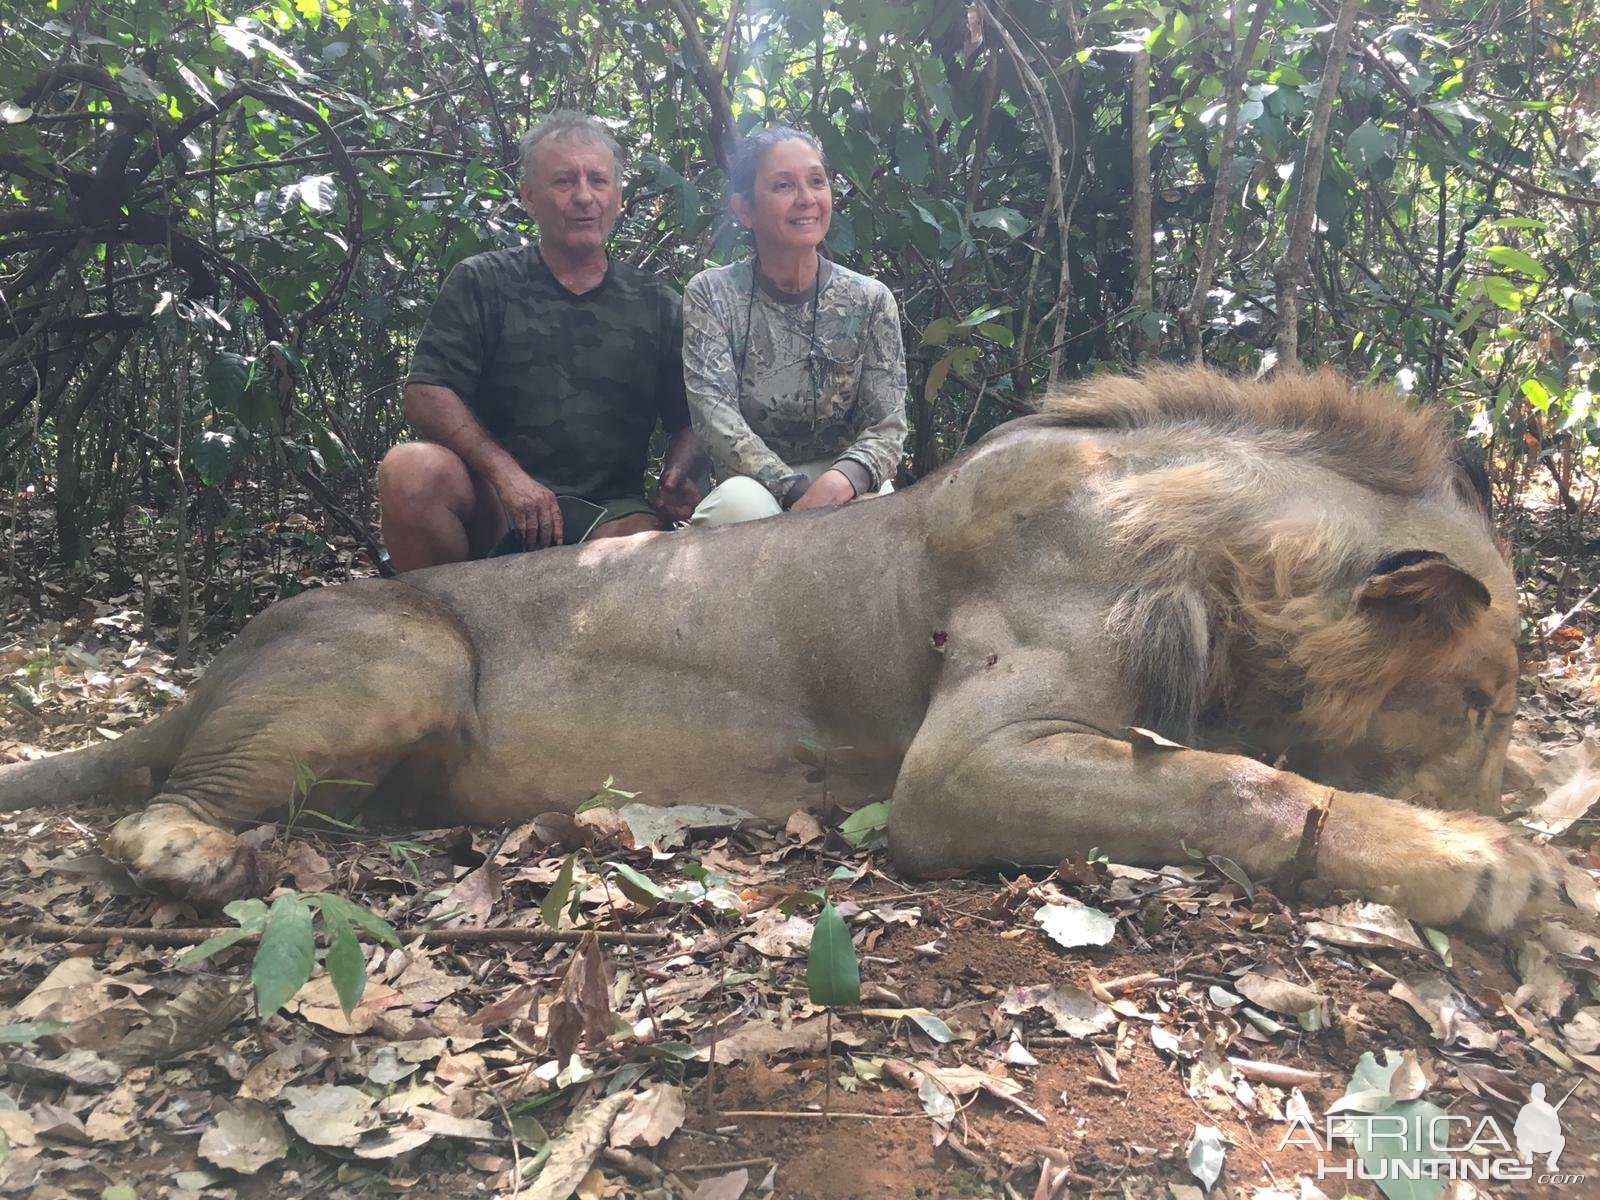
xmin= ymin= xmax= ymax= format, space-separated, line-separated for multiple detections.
xmin=1398 ymin=814 xmax=1556 ymax=934
xmin=104 ymin=802 xmax=272 ymax=910
xmin=1457 ymin=823 xmax=1557 ymax=934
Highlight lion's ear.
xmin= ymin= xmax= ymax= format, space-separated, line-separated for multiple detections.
xmin=1353 ymin=550 xmax=1491 ymax=632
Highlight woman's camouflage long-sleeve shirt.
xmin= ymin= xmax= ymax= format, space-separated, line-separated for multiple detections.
xmin=681 ymin=257 xmax=909 ymax=504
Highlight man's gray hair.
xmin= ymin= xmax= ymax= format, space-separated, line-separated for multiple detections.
xmin=518 ymin=112 xmax=622 ymax=179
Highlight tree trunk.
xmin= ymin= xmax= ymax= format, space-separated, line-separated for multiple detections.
xmin=1271 ymin=0 xmax=1360 ymax=371
xmin=662 ymin=0 xmax=738 ymax=169
xmin=1130 ymin=49 xmax=1154 ymax=361
xmin=1180 ymin=0 xmax=1271 ymax=362
xmin=54 ymin=331 xmax=133 ymax=564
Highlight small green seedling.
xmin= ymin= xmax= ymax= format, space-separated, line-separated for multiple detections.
xmin=806 ymin=898 xmax=861 ymax=1117
xmin=283 ymin=761 xmax=369 ymax=841
xmin=179 ymin=891 xmax=400 ymax=1020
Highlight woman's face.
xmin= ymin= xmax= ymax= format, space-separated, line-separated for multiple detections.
xmin=732 ymin=138 xmax=832 ymax=257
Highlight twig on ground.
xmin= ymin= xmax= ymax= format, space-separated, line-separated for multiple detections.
xmin=0 ymin=916 xmax=666 ymax=946
xmin=678 ymin=1157 xmax=774 ymax=1172
xmin=1541 ymin=583 xmax=1600 ymax=636
xmin=712 ymin=1109 xmax=923 ymax=1121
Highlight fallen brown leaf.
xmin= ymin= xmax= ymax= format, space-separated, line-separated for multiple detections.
xmin=547 ymin=931 xmax=613 ymax=1067
xmin=430 ymin=861 xmax=502 ymax=929
xmin=609 ymin=1084 xmax=686 ymax=1149
xmin=84 ymin=1070 xmax=146 ymax=1142
xmin=1234 ymin=972 xmax=1323 ymax=1017
xmin=691 ymin=1167 xmax=749 ymax=1200
xmin=281 ymin=841 xmax=335 ymax=892
xmin=696 ymin=1014 xmax=864 ymax=1065
xmin=522 ymin=1091 xmax=633 ymax=1200
xmin=1390 ymin=974 xmax=1501 ymax=1051
xmin=198 ymin=1100 xmax=288 ymax=1174
xmin=279 ymin=1084 xmax=378 ymax=1148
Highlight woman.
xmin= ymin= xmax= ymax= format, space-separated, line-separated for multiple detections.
xmin=682 ymin=127 xmax=908 ymax=525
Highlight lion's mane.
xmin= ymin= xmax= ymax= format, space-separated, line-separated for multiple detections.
xmin=1036 ymin=368 xmax=1498 ymax=745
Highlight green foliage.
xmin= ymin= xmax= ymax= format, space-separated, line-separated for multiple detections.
xmin=0 ymin=1020 xmax=70 ymax=1045
xmin=253 ymin=893 xmax=316 ymax=1019
xmin=805 ymin=900 xmax=861 ymax=1008
xmin=1335 ymin=1050 xmax=1449 ymax=1200
xmin=284 ymin=763 xmax=368 ymax=839
xmin=838 ymin=800 xmax=891 ymax=850
xmin=576 ymin=775 xmax=640 ymax=814
xmin=1422 ymin=927 xmax=1452 ymax=966
xmin=178 ymin=891 xmax=399 ymax=1020
xmin=541 ymin=852 xmax=578 ymax=930
xmin=5 ymin=0 xmax=1600 ymax=575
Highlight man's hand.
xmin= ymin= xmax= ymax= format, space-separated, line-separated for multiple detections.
xmin=790 ymin=468 xmax=858 ymax=511
xmin=493 ymin=466 xmax=563 ymax=548
xmin=655 ymin=465 xmax=702 ymax=525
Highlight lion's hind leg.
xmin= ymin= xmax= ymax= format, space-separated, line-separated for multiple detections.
xmin=104 ymin=585 xmax=478 ymax=909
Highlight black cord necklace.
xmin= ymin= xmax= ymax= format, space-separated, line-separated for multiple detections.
xmin=736 ymin=251 xmax=823 ymax=430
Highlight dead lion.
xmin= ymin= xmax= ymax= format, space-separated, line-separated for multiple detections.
xmin=0 ymin=368 xmax=1553 ymax=930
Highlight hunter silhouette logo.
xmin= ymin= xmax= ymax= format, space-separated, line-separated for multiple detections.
xmin=1514 ymin=1082 xmax=1570 ymax=1171
xmin=1280 ymin=1077 xmax=1586 ymax=1187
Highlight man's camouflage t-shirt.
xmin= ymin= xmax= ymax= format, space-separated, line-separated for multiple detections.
xmin=682 ymin=257 xmax=908 ymax=505
xmin=406 ymin=246 xmax=690 ymax=500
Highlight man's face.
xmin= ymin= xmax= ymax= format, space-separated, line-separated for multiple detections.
xmin=519 ymin=135 xmax=621 ymax=258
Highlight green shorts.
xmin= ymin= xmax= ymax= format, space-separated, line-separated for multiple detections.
xmin=490 ymin=494 xmax=655 ymax=556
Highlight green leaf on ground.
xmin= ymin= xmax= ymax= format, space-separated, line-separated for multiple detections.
xmin=609 ymin=861 xmax=670 ymax=905
xmin=321 ymin=904 xmax=366 ymax=1017
xmin=252 ymin=894 xmax=315 ymax=1019
xmin=839 ymin=801 xmax=891 ymax=849
xmin=542 ymin=853 xmax=577 ymax=930
xmin=0 ymin=1020 xmax=70 ymax=1044
xmin=807 ymin=900 xmax=861 ymax=1007
xmin=177 ymin=925 xmax=259 ymax=969
xmin=308 ymin=893 xmax=400 ymax=947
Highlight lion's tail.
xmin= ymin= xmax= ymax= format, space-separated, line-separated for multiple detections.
xmin=0 ymin=705 xmax=191 ymax=812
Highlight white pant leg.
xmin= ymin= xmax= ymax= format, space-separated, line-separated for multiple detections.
xmin=688 ymin=475 xmax=782 ymax=528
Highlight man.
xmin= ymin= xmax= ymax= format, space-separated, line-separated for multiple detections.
xmin=379 ymin=112 xmax=703 ymax=571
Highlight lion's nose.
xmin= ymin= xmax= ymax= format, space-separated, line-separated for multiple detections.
xmin=1409 ymin=756 xmax=1503 ymax=816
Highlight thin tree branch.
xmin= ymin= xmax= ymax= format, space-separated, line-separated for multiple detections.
xmin=1130 ymin=48 xmax=1154 ymax=361
xmin=1180 ymin=0 xmax=1270 ymax=362
xmin=1271 ymin=0 xmax=1359 ymax=370
xmin=0 ymin=916 xmax=666 ymax=947
xmin=177 ymin=146 xmax=475 ymax=183
xmin=658 ymin=0 xmax=739 ymax=169
xmin=297 ymin=466 xmax=395 ymax=578
xmin=981 ymin=0 xmax=1071 ymax=388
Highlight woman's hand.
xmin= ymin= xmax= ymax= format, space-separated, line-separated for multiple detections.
xmin=790 ymin=468 xmax=857 ymax=511
xmin=655 ymin=465 xmax=702 ymax=524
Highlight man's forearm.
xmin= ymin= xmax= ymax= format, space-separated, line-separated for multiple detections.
xmin=403 ymin=384 xmax=523 ymax=486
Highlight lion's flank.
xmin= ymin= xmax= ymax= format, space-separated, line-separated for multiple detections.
xmin=1037 ymin=367 xmax=1490 ymax=746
